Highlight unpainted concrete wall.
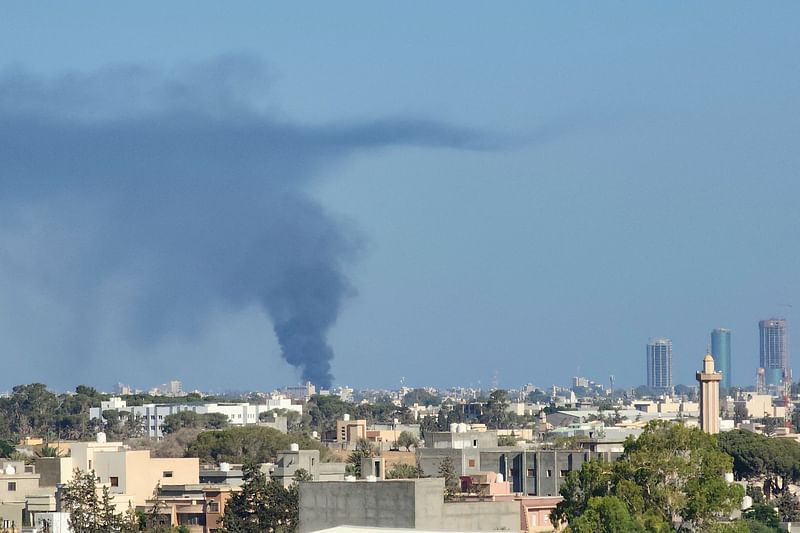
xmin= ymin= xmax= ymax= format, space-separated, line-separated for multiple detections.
xmin=299 ymin=480 xmax=418 ymax=533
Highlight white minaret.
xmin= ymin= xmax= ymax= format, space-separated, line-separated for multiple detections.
xmin=697 ymin=353 xmax=722 ymax=434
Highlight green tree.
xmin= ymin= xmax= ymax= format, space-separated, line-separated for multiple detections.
xmin=402 ymin=389 xmax=441 ymax=407
xmin=396 ymin=430 xmax=420 ymax=451
xmin=186 ymin=426 xmax=327 ymax=465
xmin=2 ymin=383 xmax=59 ymax=437
xmin=386 ymin=463 xmax=420 ymax=479
xmin=569 ymin=496 xmax=645 ymax=533
xmin=719 ymin=429 xmax=800 ymax=496
xmin=497 ymin=435 xmax=519 ymax=446
xmin=218 ymin=463 xmax=298 ymax=533
xmin=346 ymin=438 xmax=376 ymax=478
xmin=438 ymin=456 xmax=459 ymax=501
xmin=161 ymin=411 xmax=231 ymax=434
xmin=776 ymin=490 xmax=800 ymax=522
xmin=553 ymin=421 xmax=744 ymax=532
xmin=61 ymin=469 xmax=126 ymax=533
xmin=0 ymin=439 xmax=15 ymax=458
xmin=306 ymin=395 xmax=351 ymax=433
xmin=743 ymin=503 xmax=780 ymax=530
xmin=35 ymin=444 xmax=63 ymax=457
xmin=482 ymin=390 xmax=510 ymax=429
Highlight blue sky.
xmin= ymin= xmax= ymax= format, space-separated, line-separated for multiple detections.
xmin=1 ymin=3 xmax=798 ymax=392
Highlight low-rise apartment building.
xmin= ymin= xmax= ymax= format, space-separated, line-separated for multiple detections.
xmin=89 ymin=397 xmax=302 ymax=439
xmin=39 ymin=437 xmax=199 ymax=507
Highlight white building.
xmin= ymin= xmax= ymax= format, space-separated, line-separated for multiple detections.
xmin=90 ymin=397 xmax=303 ymax=439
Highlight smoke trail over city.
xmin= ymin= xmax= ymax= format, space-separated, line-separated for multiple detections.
xmin=0 ymin=56 xmax=482 ymax=387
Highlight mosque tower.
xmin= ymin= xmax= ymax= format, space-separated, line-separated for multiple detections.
xmin=697 ymin=353 xmax=721 ymax=434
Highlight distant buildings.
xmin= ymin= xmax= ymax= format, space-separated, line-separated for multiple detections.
xmin=759 ymin=318 xmax=788 ymax=386
xmin=646 ymin=339 xmax=673 ymax=393
xmin=89 ymin=396 xmax=302 ymax=439
xmin=710 ymin=328 xmax=732 ymax=389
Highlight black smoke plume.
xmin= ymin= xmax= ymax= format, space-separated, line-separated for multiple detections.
xmin=0 ymin=56 xmax=481 ymax=388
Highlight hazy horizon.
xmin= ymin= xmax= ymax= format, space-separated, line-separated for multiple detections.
xmin=1 ymin=3 xmax=799 ymax=392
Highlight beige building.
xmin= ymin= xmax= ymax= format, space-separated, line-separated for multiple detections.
xmin=697 ymin=354 xmax=722 ymax=434
xmin=335 ymin=415 xmax=366 ymax=444
xmin=147 ymin=484 xmax=239 ymax=533
xmin=0 ymin=460 xmax=55 ymax=529
xmin=38 ymin=438 xmax=199 ymax=508
xmin=736 ymin=393 xmax=786 ymax=420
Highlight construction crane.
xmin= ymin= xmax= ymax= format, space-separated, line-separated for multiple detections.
xmin=785 ymin=367 xmax=794 ymax=429
xmin=779 ymin=304 xmax=793 ymax=428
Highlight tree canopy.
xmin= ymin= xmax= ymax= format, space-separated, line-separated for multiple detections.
xmin=718 ymin=429 xmax=800 ymax=496
xmin=218 ymin=463 xmax=298 ymax=533
xmin=402 ymin=389 xmax=441 ymax=407
xmin=552 ymin=421 xmax=744 ymax=532
xmin=185 ymin=426 xmax=327 ymax=464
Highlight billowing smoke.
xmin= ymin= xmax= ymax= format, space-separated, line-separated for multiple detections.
xmin=0 ymin=56 xmax=480 ymax=388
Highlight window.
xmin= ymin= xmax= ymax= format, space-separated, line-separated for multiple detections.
xmin=560 ymin=470 xmax=568 ymax=478
xmin=546 ymin=469 xmax=552 ymax=478
xmin=163 ymin=471 xmax=173 ymax=478
xmin=88 ymin=460 xmax=92 ymax=470
xmin=527 ymin=468 xmax=536 ymax=477
xmin=207 ymin=501 xmax=220 ymax=513
xmin=468 ymin=459 xmax=476 ymax=467
xmin=178 ymin=514 xmax=205 ymax=526
xmin=110 ymin=477 xmax=119 ymax=487
xmin=7 ymin=482 xmax=16 ymax=491
xmin=472 ymin=439 xmax=478 ymax=448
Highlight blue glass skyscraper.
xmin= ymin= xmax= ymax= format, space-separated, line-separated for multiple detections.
xmin=711 ymin=328 xmax=732 ymax=389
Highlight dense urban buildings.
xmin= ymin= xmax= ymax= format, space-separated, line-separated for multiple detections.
xmin=646 ymin=338 xmax=673 ymax=393
xmin=759 ymin=318 xmax=788 ymax=386
xmin=710 ymin=328 xmax=732 ymax=389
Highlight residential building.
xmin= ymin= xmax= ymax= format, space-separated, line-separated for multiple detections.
xmin=759 ymin=319 xmax=788 ymax=387
xmin=647 ymin=339 xmax=673 ymax=393
xmin=299 ymin=478 xmax=521 ymax=533
xmin=41 ymin=437 xmax=199 ymax=507
xmin=417 ymin=430 xmax=618 ymax=497
xmin=89 ymin=398 xmax=301 ymax=439
xmin=697 ymin=353 xmax=722 ymax=434
xmin=734 ymin=393 xmax=786 ymax=420
xmin=711 ymin=328 xmax=732 ymax=389
xmin=0 ymin=460 xmax=54 ymax=529
xmin=335 ymin=414 xmax=366 ymax=445
xmin=147 ymin=484 xmax=239 ymax=533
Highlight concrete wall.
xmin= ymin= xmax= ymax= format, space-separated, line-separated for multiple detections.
xmin=431 ymin=500 xmax=519 ymax=531
xmin=417 ymin=448 xmax=482 ymax=480
xmin=411 ymin=477 xmax=519 ymax=531
xmin=300 ymin=480 xmax=418 ymax=532
xmin=299 ymin=478 xmax=520 ymax=533
xmin=427 ymin=431 xmax=498 ymax=450
xmin=34 ymin=458 xmax=64 ymax=488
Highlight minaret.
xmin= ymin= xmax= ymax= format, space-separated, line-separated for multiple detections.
xmin=697 ymin=353 xmax=722 ymax=434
